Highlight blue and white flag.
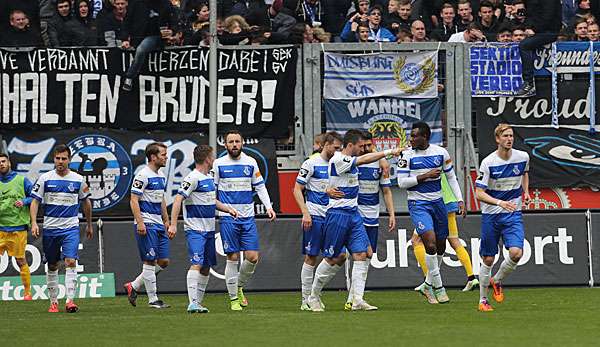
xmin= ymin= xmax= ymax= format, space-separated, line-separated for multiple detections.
xmin=588 ymin=41 xmax=596 ymax=135
xmin=323 ymin=52 xmax=438 ymax=100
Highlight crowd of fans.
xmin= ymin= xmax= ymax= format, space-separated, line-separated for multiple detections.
xmin=0 ymin=0 xmax=599 ymax=48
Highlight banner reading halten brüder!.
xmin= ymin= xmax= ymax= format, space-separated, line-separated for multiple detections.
xmin=323 ymin=52 xmax=438 ymax=99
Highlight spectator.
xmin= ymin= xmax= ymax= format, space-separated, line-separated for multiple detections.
xmin=524 ymin=24 xmax=536 ymax=38
xmin=456 ymin=0 xmax=474 ymax=32
xmin=342 ymin=5 xmax=396 ymax=42
xmin=517 ymin=0 xmax=561 ymax=96
xmin=220 ymin=14 xmax=252 ymax=44
xmin=431 ymin=3 xmax=459 ymax=42
xmin=192 ymin=2 xmax=210 ymax=30
xmin=97 ymin=0 xmax=128 ymax=46
xmin=296 ymin=0 xmax=322 ymax=28
xmin=385 ymin=0 xmax=413 ymax=35
xmin=312 ymin=26 xmax=331 ymax=42
xmin=583 ymin=13 xmax=597 ymax=25
xmin=120 ymin=0 xmax=177 ymax=91
xmin=48 ymin=0 xmax=81 ymax=46
xmin=572 ymin=17 xmax=589 ymax=40
xmin=511 ymin=24 xmax=526 ymax=42
xmin=287 ymin=21 xmax=307 ymax=43
xmin=588 ymin=21 xmax=600 ymax=40
xmin=74 ymin=0 xmax=99 ymax=45
xmin=0 ymin=9 xmax=43 ymax=47
xmin=344 ymin=0 xmax=370 ymax=26
xmin=448 ymin=21 xmax=485 ymax=42
xmin=302 ymin=22 xmax=316 ymax=42
xmin=557 ymin=27 xmax=572 ymax=41
xmin=0 ymin=1 xmax=40 ymax=33
xmin=356 ymin=23 xmax=371 ymax=42
xmin=411 ymin=19 xmax=429 ymax=41
xmin=396 ymin=27 xmax=412 ymax=42
xmin=40 ymin=0 xmax=57 ymax=46
xmin=563 ymin=0 xmax=578 ymax=28
xmin=505 ymin=0 xmax=531 ymax=28
xmin=478 ymin=1 xmax=499 ymax=41
xmin=495 ymin=24 xmax=512 ymax=42
xmin=246 ymin=0 xmax=297 ymax=41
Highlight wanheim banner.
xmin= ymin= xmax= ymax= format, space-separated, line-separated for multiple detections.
xmin=0 ymin=46 xmax=297 ymax=138
xmin=323 ymin=51 xmax=438 ymax=99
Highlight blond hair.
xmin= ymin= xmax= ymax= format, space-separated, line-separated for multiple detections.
xmin=494 ymin=123 xmax=512 ymax=138
xmin=223 ymin=15 xmax=250 ymax=32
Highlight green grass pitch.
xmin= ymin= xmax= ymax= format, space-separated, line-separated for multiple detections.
xmin=1 ymin=287 xmax=599 ymax=346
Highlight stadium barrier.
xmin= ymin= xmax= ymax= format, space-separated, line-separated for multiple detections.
xmin=0 ymin=211 xmax=595 ymax=298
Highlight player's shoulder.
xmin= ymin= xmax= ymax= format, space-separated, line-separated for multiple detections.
xmin=429 ymin=144 xmax=448 ymax=155
xmin=480 ymin=151 xmax=499 ymax=167
xmin=37 ymin=170 xmax=54 ymax=181
xmin=240 ymin=152 xmax=258 ymax=165
xmin=66 ymin=171 xmax=85 ymax=182
xmin=512 ymin=148 xmax=530 ymax=160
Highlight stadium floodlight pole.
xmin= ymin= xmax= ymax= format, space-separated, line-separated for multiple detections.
xmin=209 ymin=0 xmax=218 ymax=149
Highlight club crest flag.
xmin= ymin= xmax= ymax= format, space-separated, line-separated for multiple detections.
xmin=323 ymin=51 xmax=438 ymax=100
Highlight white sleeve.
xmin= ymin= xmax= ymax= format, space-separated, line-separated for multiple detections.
xmin=31 ymin=175 xmax=46 ymax=202
xmin=131 ymin=172 xmax=148 ymax=196
xmin=296 ymin=159 xmax=313 ymax=186
xmin=445 ymin=168 xmax=463 ymax=202
xmin=252 ymin=160 xmax=272 ymax=209
xmin=476 ymin=159 xmax=490 ymax=189
xmin=333 ymin=154 xmax=357 ymax=174
xmin=78 ymin=180 xmax=91 ymax=200
xmin=396 ymin=153 xmax=418 ymax=189
xmin=177 ymin=173 xmax=198 ymax=198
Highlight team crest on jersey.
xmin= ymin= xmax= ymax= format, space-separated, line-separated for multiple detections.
xmin=244 ymin=166 xmax=251 ymax=176
xmin=434 ymin=157 xmax=441 ymax=166
xmin=512 ymin=166 xmax=520 ymax=175
xmin=67 ymin=135 xmax=133 ymax=211
xmin=67 ymin=183 xmax=75 ymax=192
xmin=372 ymin=170 xmax=379 ymax=179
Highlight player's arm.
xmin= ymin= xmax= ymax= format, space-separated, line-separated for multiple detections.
xmin=293 ymin=182 xmax=312 ymax=230
xmin=169 ymin=194 xmax=184 ymax=239
xmin=216 ymin=200 xmax=238 ymax=218
xmin=30 ymin=198 xmax=40 ymax=238
xmin=130 ymin=175 xmax=147 ymax=235
xmin=252 ymin=163 xmax=276 ymax=221
xmin=397 ymin=153 xmax=418 ymax=189
xmin=82 ymin=197 xmax=93 ymax=239
xmin=161 ymin=198 xmax=169 ymax=229
xmin=443 ymin=153 xmax=465 ymax=216
xmin=382 ymin=186 xmax=396 ymax=232
xmin=30 ymin=178 xmax=45 ymax=238
xmin=356 ymin=147 xmax=404 ymax=166
xmin=16 ymin=177 xmax=34 ymax=207
xmin=522 ymin=172 xmax=531 ymax=204
xmin=475 ymin=163 xmax=516 ymax=212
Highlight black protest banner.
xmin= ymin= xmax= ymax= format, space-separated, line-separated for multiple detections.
xmin=1 ymin=130 xmax=280 ymax=216
xmin=0 ymin=46 xmax=297 ymax=138
xmin=474 ymin=78 xmax=600 ymax=187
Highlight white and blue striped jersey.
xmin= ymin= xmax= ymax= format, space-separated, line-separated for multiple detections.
xmin=328 ymin=151 xmax=359 ymax=210
xmin=358 ymin=161 xmax=391 ymax=226
xmin=31 ymin=170 xmax=89 ymax=233
xmin=177 ymin=170 xmax=216 ymax=232
xmin=213 ymin=152 xmax=272 ymax=218
xmin=296 ymin=155 xmax=329 ymax=217
xmin=397 ymin=144 xmax=454 ymax=201
xmin=476 ymin=149 xmax=530 ymax=215
xmin=131 ymin=166 xmax=166 ymax=226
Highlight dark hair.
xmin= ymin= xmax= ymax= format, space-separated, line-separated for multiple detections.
xmin=224 ymin=129 xmax=243 ymax=142
xmin=512 ymin=24 xmax=526 ymax=33
xmin=412 ymin=122 xmax=431 ymax=140
xmin=57 ymin=0 xmax=71 ymax=6
xmin=193 ymin=145 xmax=213 ymax=165
xmin=53 ymin=144 xmax=72 ymax=158
xmin=145 ymin=142 xmax=167 ymax=161
xmin=398 ymin=0 xmax=411 ymax=6
xmin=496 ymin=23 xmax=512 ymax=34
xmin=479 ymin=1 xmax=494 ymax=10
xmin=458 ymin=0 xmax=471 ymax=7
xmin=0 ymin=153 xmax=9 ymax=160
xmin=9 ymin=9 xmax=27 ymax=19
xmin=343 ymin=129 xmax=365 ymax=146
xmin=324 ymin=131 xmax=343 ymax=144
xmin=466 ymin=22 xmax=483 ymax=32
xmin=369 ymin=4 xmax=384 ymax=15
xmin=361 ymin=130 xmax=373 ymax=140
xmin=441 ymin=2 xmax=455 ymax=12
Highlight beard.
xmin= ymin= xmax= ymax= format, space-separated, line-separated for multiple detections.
xmin=227 ymin=147 xmax=242 ymax=158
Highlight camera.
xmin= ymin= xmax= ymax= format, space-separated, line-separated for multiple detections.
xmin=516 ymin=8 xmax=526 ymax=17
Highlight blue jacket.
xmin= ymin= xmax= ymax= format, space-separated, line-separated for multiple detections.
xmin=340 ymin=21 xmax=397 ymax=42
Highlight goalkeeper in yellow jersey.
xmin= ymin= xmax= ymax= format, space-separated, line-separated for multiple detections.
xmin=412 ymin=173 xmax=478 ymax=303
